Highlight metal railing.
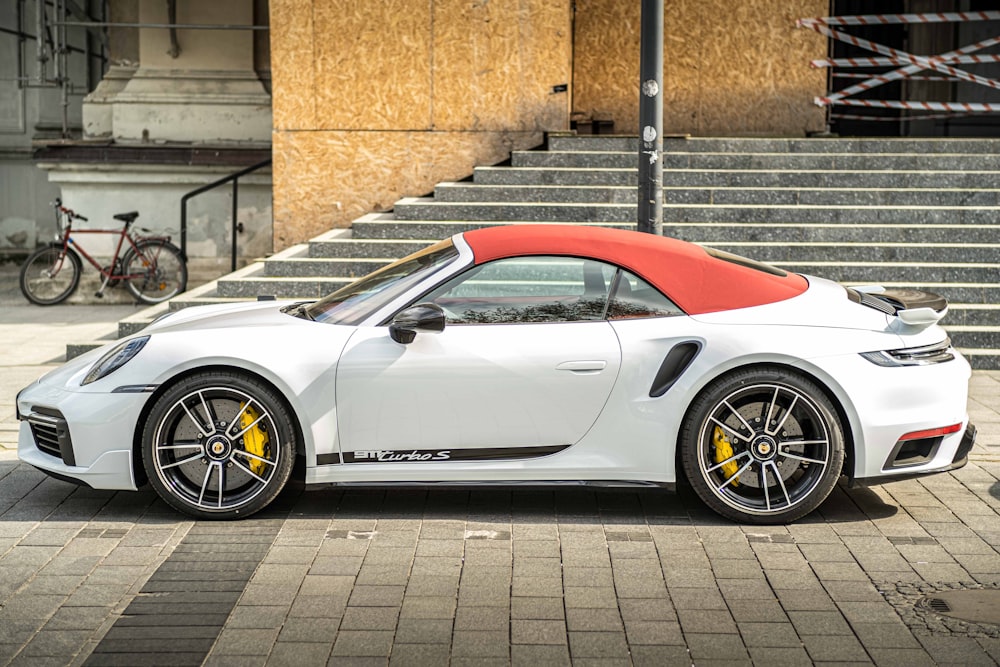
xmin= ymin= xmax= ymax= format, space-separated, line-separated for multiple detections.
xmin=179 ymin=159 xmax=272 ymax=272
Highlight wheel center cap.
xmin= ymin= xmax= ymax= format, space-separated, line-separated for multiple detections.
xmin=752 ymin=435 xmax=777 ymax=460
xmin=205 ymin=436 xmax=231 ymax=460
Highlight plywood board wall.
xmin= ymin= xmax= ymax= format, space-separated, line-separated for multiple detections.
xmin=573 ymin=0 xmax=827 ymax=135
xmin=272 ymin=130 xmax=542 ymax=248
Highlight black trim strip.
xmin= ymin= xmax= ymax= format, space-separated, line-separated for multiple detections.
xmin=317 ymin=453 xmax=342 ymax=465
xmin=341 ymin=445 xmax=570 ymax=464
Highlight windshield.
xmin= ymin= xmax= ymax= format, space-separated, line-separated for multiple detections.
xmin=305 ymin=239 xmax=460 ymax=325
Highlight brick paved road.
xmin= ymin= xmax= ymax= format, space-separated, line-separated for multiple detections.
xmin=2 ymin=267 xmax=1000 ymax=665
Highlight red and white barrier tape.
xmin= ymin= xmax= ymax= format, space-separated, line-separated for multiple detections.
xmin=833 ymin=73 xmax=963 ymax=82
xmin=820 ymin=99 xmax=1000 ymax=112
xmin=798 ymin=12 xmax=1000 ymax=27
xmin=812 ymin=54 xmax=1000 ymax=69
xmin=809 ymin=23 xmax=1000 ymax=95
xmin=832 ymin=111 xmax=986 ymax=122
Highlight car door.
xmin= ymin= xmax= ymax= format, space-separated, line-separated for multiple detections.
xmin=335 ymin=256 xmax=623 ymax=463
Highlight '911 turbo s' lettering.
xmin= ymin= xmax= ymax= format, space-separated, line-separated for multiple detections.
xmin=351 ymin=450 xmax=451 ymax=463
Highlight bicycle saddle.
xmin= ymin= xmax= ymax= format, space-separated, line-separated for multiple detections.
xmin=114 ymin=211 xmax=139 ymax=223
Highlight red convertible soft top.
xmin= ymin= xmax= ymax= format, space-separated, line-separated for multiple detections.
xmin=462 ymin=225 xmax=808 ymax=315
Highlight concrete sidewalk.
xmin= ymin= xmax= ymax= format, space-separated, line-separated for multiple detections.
xmin=2 ymin=259 xmax=1000 ymax=666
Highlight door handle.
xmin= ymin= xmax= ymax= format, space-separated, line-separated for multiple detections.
xmin=556 ymin=360 xmax=607 ymax=372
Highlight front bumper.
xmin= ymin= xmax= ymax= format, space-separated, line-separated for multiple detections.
xmin=16 ymin=379 xmax=145 ymax=491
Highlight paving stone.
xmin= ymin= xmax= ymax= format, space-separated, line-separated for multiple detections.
xmin=211 ymin=628 xmax=281 ymax=656
xmin=389 ymin=643 xmax=451 ymax=666
xmin=450 ymin=630 xmax=509 ymax=658
xmin=510 ymin=643 xmax=571 ymax=666
xmin=677 ymin=609 xmax=738 ymax=634
xmin=868 ymin=647 xmax=936 ymax=667
xmin=685 ymin=633 xmax=751 ymax=661
xmin=787 ymin=610 xmax=854 ymax=636
xmin=802 ymin=634 xmax=870 ymax=662
xmin=746 ymin=646 xmax=812 ymax=666
xmin=624 ymin=619 xmax=684 ymax=646
xmin=567 ymin=631 xmax=630 ymax=659
xmin=330 ymin=630 xmax=394 ymax=657
xmin=727 ymin=599 xmax=789 ymax=623
xmin=511 ymin=619 xmax=567 ymax=645
xmin=267 ymin=641 xmax=333 ymax=666
xmin=738 ymin=622 xmax=802 ymax=648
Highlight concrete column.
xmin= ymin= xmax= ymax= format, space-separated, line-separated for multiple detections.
xmin=83 ymin=0 xmax=271 ymax=144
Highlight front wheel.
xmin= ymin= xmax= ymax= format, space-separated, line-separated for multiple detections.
xmin=19 ymin=244 xmax=82 ymax=305
xmin=142 ymin=371 xmax=296 ymax=520
xmin=122 ymin=240 xmax=187 ymax=304
xmin=679 ymin=367 xmax=845 ymax=524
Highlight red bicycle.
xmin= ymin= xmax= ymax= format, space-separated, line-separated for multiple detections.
xmin=19 ymin=198 xmax=188 ymax=306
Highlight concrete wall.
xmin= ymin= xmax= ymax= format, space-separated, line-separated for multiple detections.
xmin=0 ymin=0 xmax=92 ymax=254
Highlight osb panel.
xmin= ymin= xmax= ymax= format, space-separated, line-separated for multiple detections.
xmin=269 ymin=0 xmax=314 ymax=129
xmin=312 ymin=1 xmax=432 ymax=130
xmin=272 ymin=130 xmax=543 ymax=249
xmin=696 ymin=1 xmax=827 ymax=136
xmin=572 ymin=0 xmax=638 ymax=131
xmin=432 ymin=0 xmax=571 ymax=132
xmin=573 ymin=0 xmax=827 ymax=136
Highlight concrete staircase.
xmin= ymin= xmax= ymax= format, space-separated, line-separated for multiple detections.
xmin=74 ymin=135 xmax=1000 ymax=369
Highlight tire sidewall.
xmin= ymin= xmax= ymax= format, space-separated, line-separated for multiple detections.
xmin=123 ymin=240 xmax=188 ymax=304
xmin=142 ymin=371 xmax=295 ymax=520
xmin=19 ymin=244 xmax=81 ymax=305
xmin=680 ymin=366 xmax=845 ymax=524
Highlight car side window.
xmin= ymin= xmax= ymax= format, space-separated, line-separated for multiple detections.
xmin=424 ymin=256 xmax=616 ymax=324
xmin=607 ymin=270 xmax=684 ymax=319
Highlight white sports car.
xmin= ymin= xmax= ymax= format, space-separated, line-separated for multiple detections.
xmin=16 ymin=225 xmax=975 ymax=523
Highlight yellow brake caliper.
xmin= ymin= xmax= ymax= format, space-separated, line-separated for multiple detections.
xmin=240 ymin=403 xmax=269 ymax=475
xmin=713 ymin=426 xmax=740 ymax=487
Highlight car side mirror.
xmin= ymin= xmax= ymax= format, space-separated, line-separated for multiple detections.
xmin=389 ymin=303 xmax=446 ymax=344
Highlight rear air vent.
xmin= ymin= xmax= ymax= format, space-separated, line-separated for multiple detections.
xmin=846 ymin=288 xmax=896 ymax=315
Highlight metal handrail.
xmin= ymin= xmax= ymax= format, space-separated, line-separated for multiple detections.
xmin=179 ymin=159 xmax=272 ymax=272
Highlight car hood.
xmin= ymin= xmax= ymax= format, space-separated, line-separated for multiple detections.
xmin=143 ymin=300 xmax=307 ymax=334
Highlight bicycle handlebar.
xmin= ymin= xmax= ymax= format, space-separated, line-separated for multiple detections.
xmin=52 ymin=198 xmax=88 ymax=222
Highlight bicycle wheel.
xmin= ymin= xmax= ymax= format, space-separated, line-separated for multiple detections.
xmin=122 ymin=240 xmax=188 ymax=304
xmin=19 ymin=244 xmax=82 ymax=305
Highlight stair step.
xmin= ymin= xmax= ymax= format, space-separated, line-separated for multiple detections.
xmin=393 ymin=199 xmax=1000 ymax=224
xmin=779 ymin=262 xmax=1000 ymax=285
xmin=476 ymin=166 xmax=1000 ymax=189
xmin=701 ymin=242 xmax=1000 ymax=264
xmin=216 ymin=273 xmax=353 ymax=298
xmin=514 ymin=151 xmax=1000 ymax=170
xmin=671 ymin=223 xmax=999 ymax=244
xmin=308 ymin=238 xmax=436 ymax=259
xmin=352 ymin=217 xmax=633 ymax=240
xmin=547 ymin=135 xmax=1000 ymax=154
xmin=436 ymin=183 xmax=1000 ymax=207
xmin=266 ymin=257 xmax=391 ymax=278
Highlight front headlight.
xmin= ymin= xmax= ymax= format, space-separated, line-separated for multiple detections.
xmin=860 ymin=337 xmax=954 ymax=367
xmin=82 ymin=336 xmax=149 ymax=385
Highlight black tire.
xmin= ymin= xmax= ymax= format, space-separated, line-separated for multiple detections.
xmin=19 ymin=244 xmax=82 ymax=305
xmin=122 ymin=240 xmax=187 ymax=304
xmin=142 ymin=371 xmax=296 ymax=520
xmin=679 ymin=366 xmax=845 ymax=524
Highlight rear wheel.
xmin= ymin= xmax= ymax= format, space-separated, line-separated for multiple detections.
xmin=680 ymin=367 xmax=845 ymax=524
xmin=142 ymin=371 xmax=296 ymax=520
xmin=122 ymin=240 xmax=187 ymax=304
xmin=19 ymin=244 xmax=81 ymax=305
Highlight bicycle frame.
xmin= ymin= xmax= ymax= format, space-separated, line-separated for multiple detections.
xmin=53 ymin=210 xmax=173 ymax=286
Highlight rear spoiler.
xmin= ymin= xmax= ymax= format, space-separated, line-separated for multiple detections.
xmin=850 ymin=286 xmax=948 ymax=330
